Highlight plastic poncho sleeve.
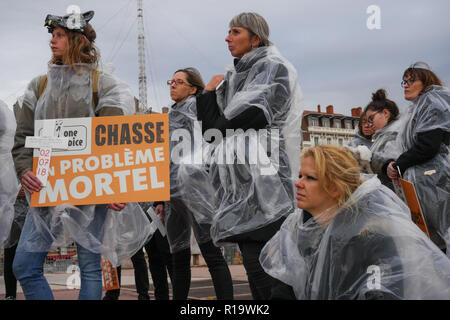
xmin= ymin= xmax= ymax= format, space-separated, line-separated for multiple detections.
xmin=333 ymin=231 xmax=403 ymax=300
xmin=95 ymin=73 xmax=136 ymax=116
xmin=396 ymin=128 xmax=448 ymax=174
xmin=222 ymin=60 xmax=291 ymax=125
xmin=196 ymin=91 xmax=268 ymax=135
xmin=12 ymin=76 xmax=41 ymax=178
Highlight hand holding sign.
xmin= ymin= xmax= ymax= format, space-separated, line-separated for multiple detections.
xmin=107 ymin=202 xmax=127 ymax=211
xmin=25 ymin=119 xmax=69 ymax=188
xmin=21 ymin=171 xmax=43 ymax=193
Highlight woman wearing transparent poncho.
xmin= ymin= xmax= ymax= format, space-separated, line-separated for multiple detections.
xmin=260 ymin=145 xmax=450 ymax=299
xmin=386 ymin=62 xmax=450 ymax=255
xmin=154 ymin=68 xmax=233 ymax=300
xmin=363 ymin=89 xmax=401 ymax=191
xmin=178 ymin=12 xmax=302 ymax=299
xmin=11 ymin=11 xmax=152 ymax=300
xmin=347 ymin=111 xmax=374 ymax=149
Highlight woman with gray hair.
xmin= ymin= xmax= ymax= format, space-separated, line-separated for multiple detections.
xmin=178 ymin=12 xmax=303 ymax=299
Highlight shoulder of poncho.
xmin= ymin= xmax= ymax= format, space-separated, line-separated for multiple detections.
xmin=253 ymin=52 xmax=286 ymax=69
xmin=97 ymin=72 xmax=132 ymax=94
xmin=425 ymin=86 xmax=450 ymax=104
xmin=31 ymin=74 xmax=45 ymax=89
xmin=170 ymin=96 xmax=196 ymax=112
xmin=22 ymin=75 xmax=44 ymax=101
xmin=98 ymin=71 xmax=118 ymax=84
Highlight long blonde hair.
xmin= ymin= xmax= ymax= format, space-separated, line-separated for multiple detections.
xmin=49 ymin=24 xmax=99 ymax=66
xmin=301 ymin=145 xmax=361 ymax=207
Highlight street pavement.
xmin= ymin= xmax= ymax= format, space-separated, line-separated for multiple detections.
xmin=0 ymin=264 xmax=252 ymax=300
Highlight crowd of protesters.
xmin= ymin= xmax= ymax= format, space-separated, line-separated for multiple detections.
xmin=0 ymin=10 xmax=449 ymax=300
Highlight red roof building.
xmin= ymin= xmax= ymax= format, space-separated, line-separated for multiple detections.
xmin=301 ymin=104 xmax=362 ymax=150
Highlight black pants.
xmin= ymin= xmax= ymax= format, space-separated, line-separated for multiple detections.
xmin=103 ymin=230 xmax=173 ymax=300
xmin=3 ymin=244 xmax=18 ymax=299
xmin=172 ymin=240 xmax=233 ymax=300
xmin=146 ymin=230 xmax=174 ymax=300
xmin=238 ymin=241 xmax=276 ymax=300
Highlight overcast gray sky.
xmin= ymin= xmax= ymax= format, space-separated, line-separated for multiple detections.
xmin=1 ymin=0 xmax=449 ymax=115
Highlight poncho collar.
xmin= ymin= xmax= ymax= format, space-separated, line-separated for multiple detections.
xmin=232 ymin=46 xmax=269 ymax=73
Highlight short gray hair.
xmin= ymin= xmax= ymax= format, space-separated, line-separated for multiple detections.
xmin=229 ymin=12 xmax=272 ymax=47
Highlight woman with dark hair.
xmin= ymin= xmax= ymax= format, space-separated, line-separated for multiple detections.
xmin=348 ymin=111 xmax=374 ymax=149
xmin=178 ymin=12 xmax=303 ymax=299
xmin=386 ymin=62 xmax=449 ymax=255
xmin=260 ymin=145 xmax=450 ymax=300
xmin=11 ymin=10 xmax=152 ymax=299
xmin=154 ymin=67 xmax=233 ymax=300
xmin=363 ymin=89 xmax=400 ymax=190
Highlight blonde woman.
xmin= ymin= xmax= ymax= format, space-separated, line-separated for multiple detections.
xmin=260 ymin=145 xmax=450 ymax=299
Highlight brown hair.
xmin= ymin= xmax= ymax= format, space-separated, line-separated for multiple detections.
xmin=364 ymin=89 xmax=399 ymax=124
xmin=301 ymin=145 xmax=361 ymax=208
xmin=174 ymin=67 xmax=205 ymax=96
xmin=50 ymin=24 xmax=99 ymax=66
xmin=403 ymin=63 xmax=444 ymax=94
xmin=357 ymin=111 xmax=372 ymax=139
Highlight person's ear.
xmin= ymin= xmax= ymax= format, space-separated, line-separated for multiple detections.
xmin=382 ymin=109 xmax=391 ymax=121
xmin=251 ymin=35 xmax=261 ymax=48
xmin=326 ymin=182 xmax=340 ymax=201
xmin=189 ymin=86 xmax=197 ymax=96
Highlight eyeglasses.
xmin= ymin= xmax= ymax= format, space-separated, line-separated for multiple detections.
xmin=167 ymin=79 xmax=191 ymax=86
xmin=366 ymin=111 xmax=381 ymax=125
xmin=401 ymin=78 xmax=416 ymax=88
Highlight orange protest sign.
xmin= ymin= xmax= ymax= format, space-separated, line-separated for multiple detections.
xmin=101 ymin=256 xmax=120 ymax=291
xmin=30 ymin=114 xmax=170 ymax=207
xmin=399 ymin=178 xmax=430 ymax=238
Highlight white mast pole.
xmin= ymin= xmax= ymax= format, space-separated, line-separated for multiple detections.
xmin=137 ymin=0 xmax=149 ymax=113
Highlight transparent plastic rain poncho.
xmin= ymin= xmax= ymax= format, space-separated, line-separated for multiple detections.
xmin=3 ymin=197 xmax=28 ymax=248
xmin=395 ymin=85 xmax=450 ymax=254
xmin=178 ymin=46 xmax=303 ymax=244
xmin=260 ymin=176 xmax=450 ymax=299
xmin=369 ymin=119 xmax=403 ymax=191
xmin=164 ymin=96 xmax=212 ymax=253
xmin=15 ymin=64 xmax=152 ymax=266
xmin=0 ymin=100 xmax=20 ymax=246
xmin=347 ymin=129 xmax=373 ymax=149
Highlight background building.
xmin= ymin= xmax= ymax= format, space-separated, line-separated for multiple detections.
xmin=301 ymin=104 xmax=362 ymax=150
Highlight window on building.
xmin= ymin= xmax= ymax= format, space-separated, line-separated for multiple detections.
xmin=345 ymin=120 xmax=352 ymax=129
xmin=327 ymin=137 xmax=332 ymax=144
xmin=314 ymin=136 xmax=319 ymax=146
xmin=333 ymin=119 xmax=341 ymax=128
xmin=338 ymin=138 xmax=343 ymax=146
xmin=309 ymin=117 xmax=319 ymax=126
xmin=322 ymin=118 xmax=330 ymax=127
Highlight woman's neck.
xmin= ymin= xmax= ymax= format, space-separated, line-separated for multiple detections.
xmin=174 ymin=95 xmax=192 ymax=105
